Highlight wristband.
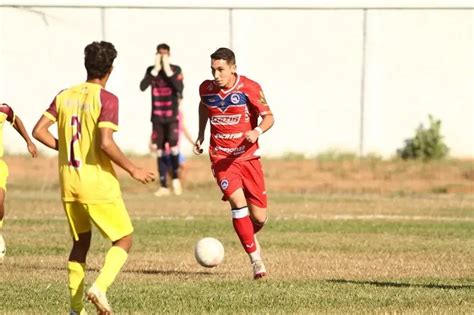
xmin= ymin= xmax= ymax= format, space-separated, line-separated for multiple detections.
xmin=254 ymin=127 xmax=263 ymax=135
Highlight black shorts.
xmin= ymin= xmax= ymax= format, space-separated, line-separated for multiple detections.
xmin=153 ymin=121 xmax=179 ymax=149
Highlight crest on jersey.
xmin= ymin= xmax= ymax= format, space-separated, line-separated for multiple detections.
xmin=220 ymin=179 xmax=229 ymax=190
xmin=230 ymin=93 xmax=240 ymax=104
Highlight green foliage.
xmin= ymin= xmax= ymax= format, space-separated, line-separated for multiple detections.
xmin=397 ymin=115 xmax=449 ymax=161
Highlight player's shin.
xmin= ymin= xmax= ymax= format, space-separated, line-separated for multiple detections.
xmin=157 ymin=157 xmax=168 ymax=187
xmin=170 ymin=153 xmax=180 ymax=179
xmin=231 ymin=207 xmax=258 ymax=256
xmin=95 ymin=246 xmax=128 ymax=293
xmin=67 ymin=261 xmax=86 ymax=312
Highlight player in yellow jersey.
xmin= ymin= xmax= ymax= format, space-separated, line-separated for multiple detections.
xmin=0 ymin=103 xmax=38 ymax=262
xmin=33 ymin=41 xmax=155 ymax=315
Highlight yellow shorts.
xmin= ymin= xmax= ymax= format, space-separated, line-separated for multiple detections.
xmin=0 ymin=160 xmax=8 ymax=191
xmin=63 ymin=199 xmax=134 ymax=242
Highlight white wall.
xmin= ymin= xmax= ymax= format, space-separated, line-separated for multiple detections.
xmin=1 ymin=4 xmax=473 ymax=158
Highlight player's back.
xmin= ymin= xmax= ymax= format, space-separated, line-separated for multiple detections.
xmin=54 ymin=82 xmax=121 ymax=203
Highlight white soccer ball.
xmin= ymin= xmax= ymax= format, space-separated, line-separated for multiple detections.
xmin=194 ymin=237 xmax=224 ymax=268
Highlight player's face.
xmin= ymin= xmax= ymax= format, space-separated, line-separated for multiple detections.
xmin=211 ymin=59 xmax=236 ymax=88
xmin=157 ymin=48 xmax=170 ymax=56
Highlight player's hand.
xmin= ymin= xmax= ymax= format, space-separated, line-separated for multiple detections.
xmin=245 ymin=129 xmax=260 ymax=144
xmin=27 ymin=142 xmax=38 ymax=158
xmin=151 ymin=53 xmax=162 ymax=76
xmin=131 ymin=167 xmax=156 ymax=184
xmin=193 ymin=138 xmax=204 ymax=155
xmin=149 ymin=143 xmax=158 ymax=154
xmin=162 ymin=54 xmax=174 ymax=77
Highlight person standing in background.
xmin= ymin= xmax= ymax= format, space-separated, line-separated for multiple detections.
xmin=140 ymin=43 xmax=184 ymax=196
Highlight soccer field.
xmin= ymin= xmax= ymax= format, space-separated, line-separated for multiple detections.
xmin=1 ymin=156 xmax=473 ymax=313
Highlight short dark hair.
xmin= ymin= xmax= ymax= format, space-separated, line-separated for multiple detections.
xmin=84 ymin=41 xmax=117 ymax=80
xmin=210 ymin=47 xmax=235 ymax=65
xmin=156 ymin=43 xmax=170 ymax=51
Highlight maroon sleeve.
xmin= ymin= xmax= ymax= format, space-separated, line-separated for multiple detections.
xmin=98 ymin=89 xmax=119 ymax=127
xmin=45 ymin=97 xmax=58 ymax=120
xmin=0 ymin=104 xmax=14 ymax=123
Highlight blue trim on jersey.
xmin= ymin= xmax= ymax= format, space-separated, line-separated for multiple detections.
xmin=202 ymin=92 xmax=248 ymax=112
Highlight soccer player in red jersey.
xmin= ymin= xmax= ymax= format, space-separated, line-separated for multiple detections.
xmin=33 ymin=41 xmax=155 ymax=314
xmin=194 ymin=48 xmax=274 ymax=279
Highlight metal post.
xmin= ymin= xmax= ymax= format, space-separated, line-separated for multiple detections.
xmin=359 ymin=9 xmax=368 ymax=158
xmin=101 ymin=7 xmax=106 ymax=40
xmin=229 ymin=8 xmax=233 ymax=49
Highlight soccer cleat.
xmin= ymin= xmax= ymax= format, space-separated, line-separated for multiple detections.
xmin=86 ymin=284 xmax=112 ymax=315
xmin=154 ymin=187 xmax=171 ymax=197
xmin=252 ymin=260 xmax=267 ymax=280
xmin=0 ymin=234 xmax=5 ymax=263
xmin=69 ymin=309 xmax=87 ymax=315
xmin=171 ymin=178 xmax=182 ymax=196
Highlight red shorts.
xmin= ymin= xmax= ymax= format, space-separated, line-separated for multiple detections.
xmin=211 ymin=158 xmax=267 ymax=208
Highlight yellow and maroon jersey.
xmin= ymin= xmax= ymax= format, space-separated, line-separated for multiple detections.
xmin=199 ymin=75 xmax=272 ymax=163
xmin=43 ymin=82 xmax=121 ymax=203
xmin=0 ymin=104 xmax=15 ymax=159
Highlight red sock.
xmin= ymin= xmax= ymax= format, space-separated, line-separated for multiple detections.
xmin=231 ymin=207 xmax=256 ymax=253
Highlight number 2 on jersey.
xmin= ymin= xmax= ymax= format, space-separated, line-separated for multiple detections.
xmin=69 ymin=115 xmax=81 ymax=168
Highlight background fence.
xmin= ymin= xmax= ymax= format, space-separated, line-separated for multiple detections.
xmin=1 ymin=0 xmax=473 ymax=158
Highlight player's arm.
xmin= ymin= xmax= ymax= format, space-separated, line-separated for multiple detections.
xmin=11 ymin=114 xmax=38 ymax=157
xmin=244 ymin=84 xmax=275 ymax=143
xmin=162 ymin=57 xmax=184 ymax=94
xmin=245 ymin=113 xmax=274 ymax=144
xmin=139 ymin=66 xmax=155 ymax=91
xmin=193 ymin=101 xmax=208 ymax=155
xmin=32 ymin=115 xmax=58 ymax=151
xmin=99 ymin=128 xmax=155 ymax=184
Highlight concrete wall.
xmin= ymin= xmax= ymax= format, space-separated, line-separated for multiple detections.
xmin=0 ymin=4 xmax=472 ymax=158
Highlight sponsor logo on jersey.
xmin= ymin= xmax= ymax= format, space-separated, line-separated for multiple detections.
xmin=210 ymin=114 xmax=241 ymax=125
xmin=214 ymin=132 xmax=243 ymax=140
xmin=220 ymin=179 xmax=229 ymax=190
xmin=230 ymin=93 xmax=240 ymax=104
xmin=215 ymin=145 xmax=246 ymax=155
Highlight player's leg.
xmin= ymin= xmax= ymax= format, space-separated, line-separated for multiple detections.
xmin=86 ymin=199 xmax=134 ymax=314
xmin=213 ymin=160 xmax=261 ymax=278
xmin=228 ymin=188 xmax=258 ymax=256
xmin=0 ymin=189 xmax=5 ymax=262
xmin=154 ymin=123 xmax=170 ymax=196
xmin=0 ymin=159 xmax=8 ymax=262
xmin=243 ymin=158 xmax=269 ymax=279
xmin=167 ymin=121 xmax=182 ymax=195
xmin=64 ymin=202 xmax=92 ymax=314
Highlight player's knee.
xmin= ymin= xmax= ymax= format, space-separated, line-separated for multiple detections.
xmin=250 ymin=213 xmax=267 ymax=226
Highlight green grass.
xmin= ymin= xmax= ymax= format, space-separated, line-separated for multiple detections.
xmin=0 ymin=157 xmax=473 ymax=313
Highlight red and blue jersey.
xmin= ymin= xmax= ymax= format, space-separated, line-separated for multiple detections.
xmin=199 ymin=75 xmax=272 ymax=163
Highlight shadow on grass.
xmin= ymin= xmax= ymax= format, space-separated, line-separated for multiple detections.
xmin=123 ymin=269 xmax=215 ymax=276
xmin=327 ymin=279 xmax=473 ymax=290
xmin=6 ymin=264 xmax=215 ymax=276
